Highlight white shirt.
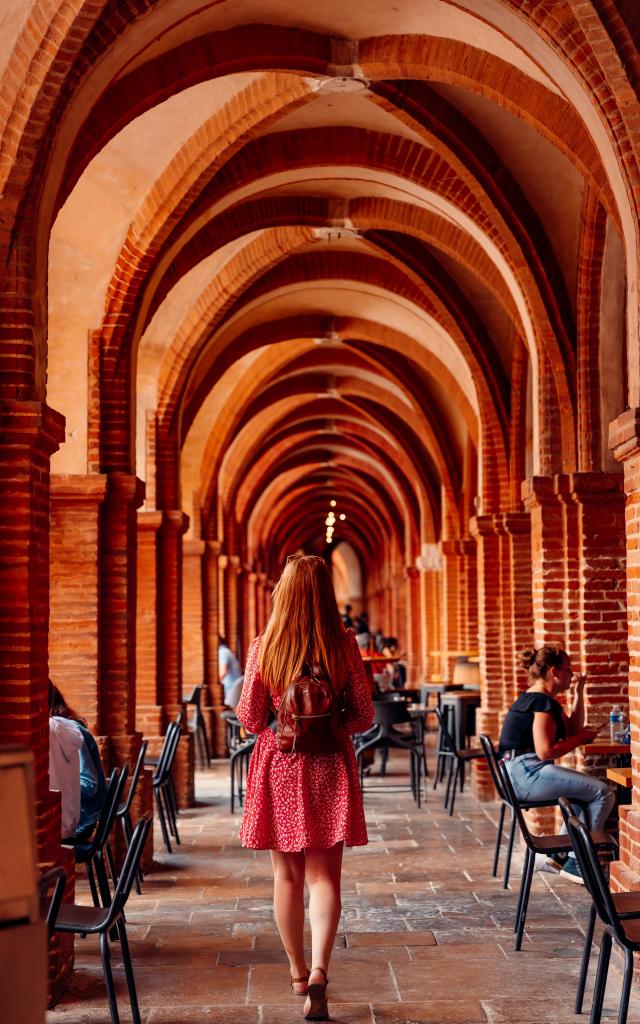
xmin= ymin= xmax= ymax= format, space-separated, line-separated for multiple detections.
xmin=49 ymin=716 xmax=84 ymax=839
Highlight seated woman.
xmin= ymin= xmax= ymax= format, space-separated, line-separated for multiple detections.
xmin=499 ymin=647 xmax=614 ymax=884
xmin=49 ymin=682 xmax=108 ymax=841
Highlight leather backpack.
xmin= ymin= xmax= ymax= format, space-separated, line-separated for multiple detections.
xmin=276 ymin=670 xmax=346 ymax=755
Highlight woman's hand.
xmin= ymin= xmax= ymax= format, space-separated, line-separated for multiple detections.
xmin=572 ymin=672 xmax=586 ymax=692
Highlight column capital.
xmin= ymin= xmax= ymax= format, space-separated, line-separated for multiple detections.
xmin=218 ymin=554 xmax=228 ymax=570
xmin=0 ymin=398 xmax=65 ymax=454
xmin=247 ymin=570 xmax=258 ymax=584
xmin=183 ymin=539 xmax=205 ymax=556
xmin=440 ymin=538 xmax=459 ymax=555
xmin=51 ymin=473 xmax=107 ymax=505
xmin=228 ymin=554 xmax=241 ymax=571
xmin=159 ymin=509 xmax=189 ymax=536
xmin=469 ymin=514 xmax=497 ymax=538
xmin=500 ymin=511 xmax=531 ymax=536
xmin=565 ymin=471 xmax=624 ymax=502
xmin=105 ymin=472 xmax=145 ymax=508
xmin=609 ymin=407 xmax=640 ymax=463
xmin=137 ymin=509 xmax=163 ymax=532
xmin=521 ymin=475 xmax=556 ymax=510
xmin=205 ymin=539 xmax=222 ymax=557
xmin=406 ymin=565 xmax=420 ymax=580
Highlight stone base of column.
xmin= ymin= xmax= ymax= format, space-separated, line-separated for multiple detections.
xmin=611 ymin=807 xmax=640 ymax=893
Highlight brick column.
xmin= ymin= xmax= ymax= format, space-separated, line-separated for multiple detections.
xmin=50 ymin=475 xmax=107 ymax=729
xmin=256 ymin=572 xmax=268 ymax=632
xmin=556 ymin=475 xmax=582 ymax=667
xmin=158 ymin=511 xmax=193 ymax=806
xmin=440 ymin=540 xmax=461 ymax=680
xmin=458 ymin=537 xmax=478 ymax=652
xmin=245 ymin=569 xmax=258 ymax=657
xmin=470 ymin=516 xmax=502 ymax=798
xmin=182 ymin=538 xmax=205 ymax=691
xmin=422 ymin=568 xmax=441 ymax=679
xmin=224 ymin=554 xmax=241 ymax=652
xmin=502 ymin=512 xmax=534 ymax=701
xmin=404 ymin=567 xmax=420 ymax=682
xmin=522 ymin=476 xmax=566 ymax=648
xmin=608 ymin=412 xmax=640 ymax=890
xmin=136 ymin=511 xmax=162 ymax=736
xmin=202 ymin=541 xmax=226 ymax=757
xmin=0 ymin=400 xmax=64 ymax=861
xmin=99 ymin=474 xmax=145 ymax=773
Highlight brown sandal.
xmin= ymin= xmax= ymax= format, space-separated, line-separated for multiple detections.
xmin=304 ymin=967 xmax=329 ymax=1021
xmin=290 ymin=969 xmax=310 ymax=996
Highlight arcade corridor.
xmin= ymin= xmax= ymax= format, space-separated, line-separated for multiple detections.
xmin=2 ymin=0 xmax=640 ymax=1014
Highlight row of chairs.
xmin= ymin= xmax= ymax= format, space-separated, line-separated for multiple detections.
xmin=477 ymin=734 xmax=640 ymax=1024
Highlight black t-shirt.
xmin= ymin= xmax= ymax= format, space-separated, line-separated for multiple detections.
xmin=498 ymin=690 xmax=566 ymax=756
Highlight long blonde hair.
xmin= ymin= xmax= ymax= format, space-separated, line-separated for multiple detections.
xmin=259 ymin=555 xmax=347 ymax=694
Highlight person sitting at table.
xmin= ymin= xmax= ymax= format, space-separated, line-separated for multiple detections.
xmin=499 ymin=647 xmax=614 ymax=884
xmin=49 ymin=681 xmax=107 ymax=841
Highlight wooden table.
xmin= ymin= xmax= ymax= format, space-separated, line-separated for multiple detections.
xmin=583 ymin=740 xmax=630 ymax=760
xmin=440 ymin=690 xmax=482 ymax=750
xmin=606 ymin=766 xmax=632 ymax=788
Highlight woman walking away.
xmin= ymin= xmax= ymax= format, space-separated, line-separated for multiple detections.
xmin=499 ymin=647 xmax=614 ymax=884
xmin=236 ymin=554 xmax=374 ymax=1020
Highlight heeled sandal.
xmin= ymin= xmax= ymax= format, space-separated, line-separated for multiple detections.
xmin=304 ymin=966 xmax=329 ymax=1021
xmin=290 ymin=969 xmax=310 ymax=996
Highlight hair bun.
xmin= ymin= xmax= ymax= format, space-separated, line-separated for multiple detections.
xmin=521 ymin=648 xmax=537 ymax=669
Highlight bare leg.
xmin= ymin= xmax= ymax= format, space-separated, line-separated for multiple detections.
xmin=304 ymin=841 xmax=344 ymax=1009
xmin=270 ymin=849 xmax=307 ymax=993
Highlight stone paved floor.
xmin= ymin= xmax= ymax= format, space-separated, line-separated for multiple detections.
xmin=48 ymin=747 xmax=637 ymax=1023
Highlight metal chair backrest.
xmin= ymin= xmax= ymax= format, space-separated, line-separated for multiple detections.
xmin=119 ymin=740 xmax=148 ymax=817
xmin=153 ymin=721 xmax=179 ymax=783
xmin=83 ymin=764 xmax=129 ymax=856
xmin=434 ymin=705 xmax=458 ymax=755
xmin=479 ymin=734 xmax=506 ymax=800
xmin=497 ymin=759 xmax=536 ymax=851
xmin=558 ymin=795 xmax=579 ymax=829
xmin=38 ymin=865 xmax=67 ymax=938
xmin=102 ymin=815 xmax=153 ymax=928
xmin=373 ymin=699 xmax=412 ymax=728
xmin=566 ymin=814 xmax=621 ymax=938
xmin=163 ymin=718 xmax=182 ymax=776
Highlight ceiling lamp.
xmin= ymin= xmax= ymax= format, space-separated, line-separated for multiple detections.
xmin=318 ymin=76 xmax=370 ymax=94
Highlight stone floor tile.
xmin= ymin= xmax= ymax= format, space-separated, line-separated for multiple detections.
xmin=261 ymin=1002 xmax=372 ymax=1024
xmin=345 ymin=930 xmax=436 ymax=947
xmin=372 ymin=1000 xmax=488 ymax=1023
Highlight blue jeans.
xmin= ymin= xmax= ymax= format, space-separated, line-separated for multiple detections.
xmin=506 ymin=753 xmax=615 ymax=837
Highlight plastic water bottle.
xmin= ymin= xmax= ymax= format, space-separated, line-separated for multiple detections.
xmin=610 ymin=704 xmax=625 ymax=741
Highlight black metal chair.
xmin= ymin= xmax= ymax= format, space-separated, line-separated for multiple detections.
xmin=116 ymin=739 xmax=148 ymax=894
xmin=38 ymin=865 xmax=67 ymax=939
xmin=433 ymin=706 xmax=482 ymax=815
xmin=497 ymin=760 xmax=615 ymax=951
xmin=184 ymin=684 xmax=211 ymax=768
xmin=52 ymin=815 xmax=152 ymax=1024
xmin=226 ymin=713 xmax=256 ymax=813
xmin=479 ymin=734 xmax=558 ymax=888
xmin=355 ymin=700 xmax=424 ymax=807
xmin=64 ymin=765 xmax=129 ymax=910
xmin=152 ymin=720 xmax=182 ymax=851
xmin=563 ymin=805 xmax=640 ymax=1021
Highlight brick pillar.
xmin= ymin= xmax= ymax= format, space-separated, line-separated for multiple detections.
xmin=609 ymin=411 xmax=640 ymax=890
xmin=404 ymin=567 xmax=421 ymax=682
xmin=458 ymin=537 xmax=478 ymax=651
xmin=503 ymin=512 xmax=534 ymax=701
xmin=182 ymin=538 xmax=205 ymax=691
xmin=158 ymin=510 xmax=193 ymax=807
xmin=136 ymin=511 xmax=162 ymax=736
xmin=203 ymin=541 xmax=226 ymax=756
xmin=245 ymin=570 xmax=258 ymax=657
xmin=557 ymin=476 xmax=582 ymax=667
xmin=99 ymin=475 xmax=146 ymax=771
xmin=224 ymin=554 xmax=240 ymax=652
xmin=440 ymin=540 xmax=461 ymax=680
xmin=470 ymin=516 xmax=502 ymax=799
xmin=50 ymin=475 xmax=107 ymax=729
xmin=423 ymin=568 xmax=441 ymax=679
xmin=522 ymin=476 xmax=566 ymax=648
xmin=256 ymin=572 xmax=268 ymax=632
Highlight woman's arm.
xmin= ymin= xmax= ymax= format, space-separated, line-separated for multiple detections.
xmin=565 ymin=673 xmax=586 ymax=734
xmin=236 ymin=637 xmax=270 ymax=734
xmin=342 ymin=631 xmax=374 ymax=735
xmin=532 ymin=710 xmax=599 ymax=760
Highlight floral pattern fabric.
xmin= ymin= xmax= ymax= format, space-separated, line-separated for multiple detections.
xmin=236 ymin=628 xmax=374 ymax=851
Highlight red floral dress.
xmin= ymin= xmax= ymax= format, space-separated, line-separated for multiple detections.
xmin=236 ymin=628 xmax=374 ymax=852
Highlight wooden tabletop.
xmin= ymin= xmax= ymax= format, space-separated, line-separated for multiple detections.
xmin=583 ymin=740 xmax=630 ymax=756
xmin=606 ymin=767 xmax=632 ymax=788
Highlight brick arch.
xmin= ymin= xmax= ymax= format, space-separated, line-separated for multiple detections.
xmin=226 ymin=419 xmax=437 ymax=545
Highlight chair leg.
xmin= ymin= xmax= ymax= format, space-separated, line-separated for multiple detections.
xmin=515 ymin=846 xmax=535 ymax=951
xmin=95 ymin=850 xmax=112 ymax=909
xmin=444 ymin=757 xmax=454 ymax=810
xmin=492 ymin=802 xmax=506 ymax=877
xmin=154 ymin=785 xmax=172 ymax=852
xmin=105 ymin=840 xmax=118 ymax=890
xmin=163 ymin=783 xmax=181 ymax=844
xmin=618 ymin=946 xmax=634 ymax=1024
xmin=449 ymin=761 xmax=460 ymax=816
xmin=503 ymin=809 xmax=516 ymax=889
xmin=100 ymin=931 xmax=121 ymax=1024
xmin=514 ymin=844 xmax=529 ymax=932
xmin=459 ymin=759 xmax=465 ymax=793
xmin=117 ymin=919 xmax=142 ymax=1024
xmin=86 ymin=861 xmax=100 ymax=908
xmin=589 ymin=930 xmax=612 ymax=1024
xmin=575 ymin=904 xmax=596 ymax=1014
